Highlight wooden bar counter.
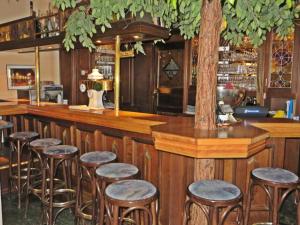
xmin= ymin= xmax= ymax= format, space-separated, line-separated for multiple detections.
xmin=0 ymin=101 xmax=299 ymax=225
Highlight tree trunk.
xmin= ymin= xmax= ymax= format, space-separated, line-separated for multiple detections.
xmin=194 ymin=0 xmax=222 ymax=130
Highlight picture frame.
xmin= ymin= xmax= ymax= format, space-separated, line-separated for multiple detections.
xmin=6 ymin=64 xmax=35 ymax=90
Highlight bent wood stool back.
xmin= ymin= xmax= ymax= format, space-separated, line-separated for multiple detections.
xmin=245 ymin=167 xmax=299 ymax=225
xmin=96 ymin=162 xmax=140 ymax=225
xmin=8 ymin=131 xmax=39 ymax=209
xmin=75 ymin=151 xmax=117 ymax=225
xmin=41 ymin=145 xmax=79 ymax=225
xmin=184 ymin=179 xmax=244 ymax=225
xmin=24 ymin=138 xmax=61 ymax=218
xmin=104 ymin=179 xmax=158 ymax=225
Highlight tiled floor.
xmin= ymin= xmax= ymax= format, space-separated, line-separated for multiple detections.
xmin=2 ymin=194 xmax=75 ymax=225
xmin=1 ymin=192 xmax=297 ymax=225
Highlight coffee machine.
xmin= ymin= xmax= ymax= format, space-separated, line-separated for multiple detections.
xmin=41 ymin=84 xmax=63 ymax=103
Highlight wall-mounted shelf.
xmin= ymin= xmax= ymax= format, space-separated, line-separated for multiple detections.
xmin=0 ymin=14 xmax=64 ymax=51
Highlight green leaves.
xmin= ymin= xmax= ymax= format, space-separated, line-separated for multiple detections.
xmin=52 ymin=0 xmax=77 ymax=11
xmin=134 ymin=41 xmax=145 ymax=55
xmin=53 ymin=0 xmax=298 ymax=51
xmin=222 ymin=0 xmax=298 ymax=47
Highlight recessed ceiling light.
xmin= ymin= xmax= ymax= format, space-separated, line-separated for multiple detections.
xmin=133 ymin=35 xmax=141 ymax=39
xmin=96 ymin=40 xmax=102 ymax=43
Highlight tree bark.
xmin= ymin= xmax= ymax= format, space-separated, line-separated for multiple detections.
xmin=194 ymin=0 xmax=222 ymax=130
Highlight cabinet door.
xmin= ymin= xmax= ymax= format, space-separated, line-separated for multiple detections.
xmin=76 ymin=49 xmax=92 ymax=105
xmin=262 ymin=28 xmax=300 ymax=112
xmin=133 ymin=43 xmax=156 ymax=113
xmin=120 ymin=57 xmax=134 ymax=109
xmin=60 ymin=48 xmax=92 ymax=105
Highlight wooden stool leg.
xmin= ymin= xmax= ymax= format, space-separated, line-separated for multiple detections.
xmin=75 ymin=164 xmax=81 ymax=225
xmin=272 ymin=187 xmax=279 ymax=225
xmin=151 ymin=200 xmax=157 ymax=225
xmin=8 ymin=145 xmax=13 ymax=198
xmin=245 ymin=180 xmax=254 ymax=225
xmin=112 ymin=205 xmax=119 ymax=225
xmin=17 ymin=140 xmax=21 ymax=209
xmin=183 ymin=200 xmax=190 ymax=225
xmin=91 ymin=169 xmax=97 ymax=225
xmin=134 ymin=209 xmax=140 ymax=225
xmin=24 ymin=150 xmax=32 ymax=218
xmin=99 ymin=181 xmax=106 ymax=225
xmin=41 ymin=158 xmax=47 ymax=225
xmin=210 ymin=207 xmax=218 ymax=225
xmin=48 ymin=158 xmax=54 ymax=225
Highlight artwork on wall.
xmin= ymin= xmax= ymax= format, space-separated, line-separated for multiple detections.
xmin=6 ymin=64 xmax=35 ymax=90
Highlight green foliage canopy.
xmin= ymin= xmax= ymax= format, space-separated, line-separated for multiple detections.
xmin=52 ymin=0 xmax=299 ymax=51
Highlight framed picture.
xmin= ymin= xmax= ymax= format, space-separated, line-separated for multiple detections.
xmin=6 ymin=64 xmax=35 ymax=90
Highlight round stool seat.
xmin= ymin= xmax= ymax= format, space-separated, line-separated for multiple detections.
xmin=30 ymin=138 xmax=61 ymax=150
xmin=105 ymin=179 xmax=157 ymax=202
xmin=188 ymin=180 xmax=241 ymax=201
xmin=9 ymin=131 xmax=39 ymax=141
xmin=0 ymin=156 xmax=9 ymax=166
xmin=0 ymin=120 xmax=13 ymax=129
xmin=44 ymin=145 xmax=78 ymax=158
xmin=252 ymin=167 xmax=299 ymax=184
xmin=80 ymin=151 xmax=116 ymax=167
xmin=96 ymin=163 xmax=139 ymax=180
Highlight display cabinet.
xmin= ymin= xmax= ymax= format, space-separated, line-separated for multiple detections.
xmin=93 ymin=45 xmax=115 ymax=80
xmin=261 ymin=27 xmax=300 ymax=113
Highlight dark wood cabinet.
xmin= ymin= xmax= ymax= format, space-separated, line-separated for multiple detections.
xmin=60 ymin=48 xmax=92 ymax=105
xmin=60 ymin=43 xmax=158 ymax=113
xmin=60 ymin=40 xmax=189 ymax=114
xmin=258 ymin=24 xmax=300 ymax=114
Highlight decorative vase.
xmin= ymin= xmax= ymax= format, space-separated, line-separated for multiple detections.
xmin=87 ymin=89 xmax=105 ymax=109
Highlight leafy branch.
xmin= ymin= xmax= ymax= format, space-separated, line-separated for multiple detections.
xmin=53 ymin=0 xmax=299 ymax=51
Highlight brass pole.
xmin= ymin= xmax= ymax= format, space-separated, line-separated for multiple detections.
xmin=114 ymin=35 xmax=121 ymax=116
xmin=35 ymin=46 xmax=40 ymax=104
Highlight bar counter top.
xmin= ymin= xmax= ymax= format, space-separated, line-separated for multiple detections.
xmin=1 ymin=101 xmax=300 ymax=158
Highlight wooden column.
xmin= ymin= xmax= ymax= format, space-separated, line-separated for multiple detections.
xmin=195 ymin=0 xmax=222 ymax=129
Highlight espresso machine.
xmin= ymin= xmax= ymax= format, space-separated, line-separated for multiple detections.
xmin=41 ymin=84 xmax=63 ymax=103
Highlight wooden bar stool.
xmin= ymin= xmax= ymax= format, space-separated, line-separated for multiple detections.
xmin=8 ymin=131 xmax=39 ymax=209
xmin=96 ymin=162 xmax=139 ymax=225
xmin=75 ymin=151 xmax=117 ymax=225
xmin=245 ymin=167 xmax=299 ymax=225
xmin=184 ymin=180 xmax=243 ymax=225
xmin=0 ymin=120 xmax=13 ymax=195
xmin=104 ymin=179 xmax=158 ymax=225
xmin=41 ymin=145 xmax=79 ymax=225
xmin=24 ymin=138 xmax=62 ymax=218
xmin=0 ymin=120 xmax=13 ymax=149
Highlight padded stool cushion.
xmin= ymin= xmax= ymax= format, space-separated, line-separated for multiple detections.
xmin=96 ymin=163 xmax=138 ymax=179
xmin=105 ymin=179 xmax=157 ymax=201
xmin=30 ymin=138 xmax=61 ymax=149
xmin=0 ymin=156 xmax=9 ymax=166
xmin=44 ymin=145 xmax=78 ymax=156
xmin=252 ymin=167 xmax=299 ymax=184
xmin=188 ymin=180 xmax=241 ymax=201
xmin=80 ymin=151 xmax=116 ymax=165
xmin=9 ymin=131 xmax=39 ymax=141
xmin=0 ymin=120 xmax=13 ymax=129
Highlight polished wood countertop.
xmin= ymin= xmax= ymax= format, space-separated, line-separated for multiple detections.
xmin=1 ymin=101 xmax=300 ymax=158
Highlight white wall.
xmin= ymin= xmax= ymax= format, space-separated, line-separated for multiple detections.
xmin=0 ymin=0 xmax=61 ymax=100
xmin=0 ymin=0 xmax=56 ymax=24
